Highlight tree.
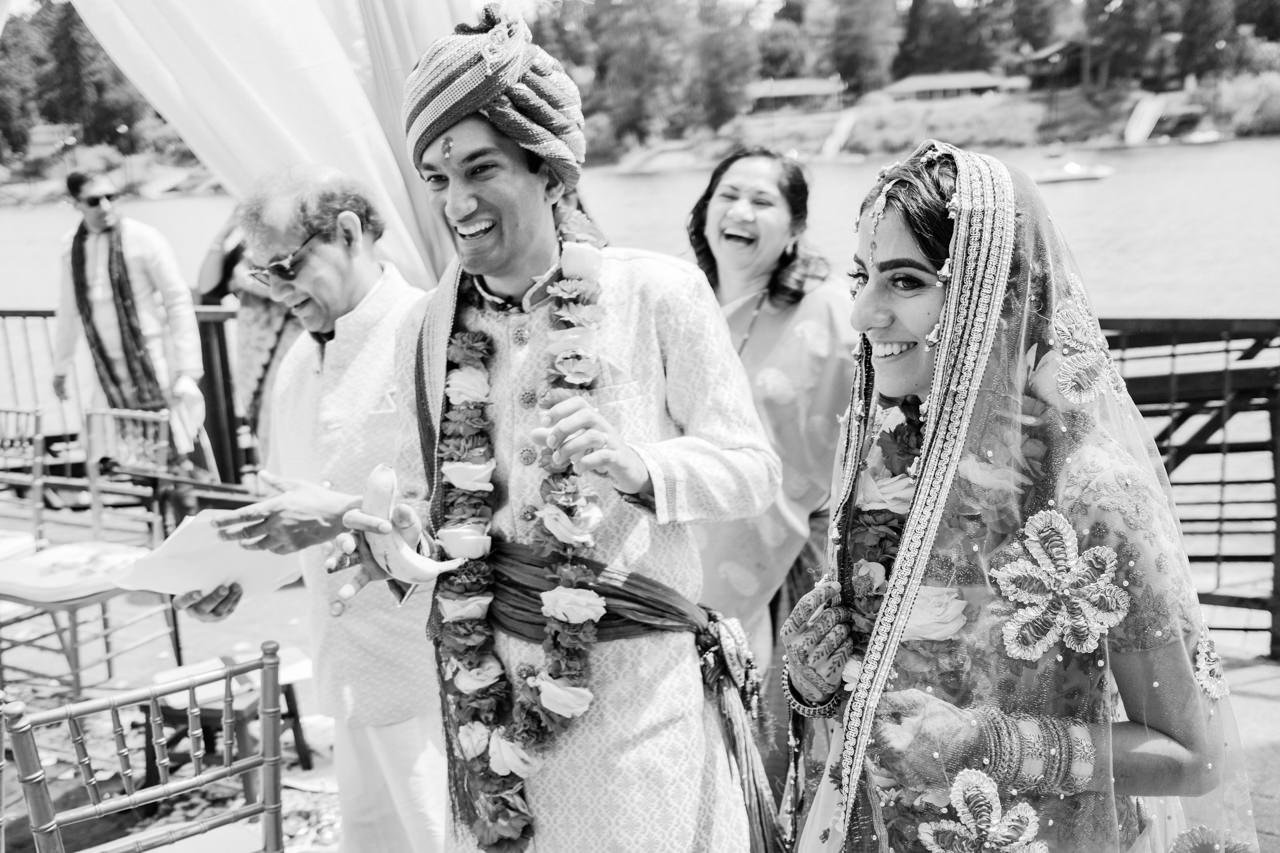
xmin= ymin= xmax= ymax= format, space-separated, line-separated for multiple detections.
xmin=0 ymin=15 xmax=46 ymax=157
xmin=1012 ymin=0 xmax=1061 ymax=49
xmin=684 ymin=0 xmax=759 ymax=130
xmin=1180 ymin=0 xmax=1236 ymax=78
xmin=832 ymin=0 xmax=899 ymax=94
xmin=803 ymin=0 xmax=840 ymax=75
xmin=1081 ymin=0 xmax=1172 ymax=89
xmin=1237 ymin=0 xmax=1280 ymax=40
xmin=34 ymin=1 xmax=149 ymax=146
xmin=587 ymin=0 xmax=693 ymax=143
xmin=758 ymin=19 xmax=808 ymax=78
xmin=892 ymin=0 xmax=993 ymax=78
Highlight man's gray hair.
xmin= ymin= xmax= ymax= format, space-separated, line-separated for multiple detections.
xmin=237 ymin=165 xmax=387 ymax=250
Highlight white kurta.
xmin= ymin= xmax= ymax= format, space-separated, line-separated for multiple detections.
xmin=268 ymin=265 xmax=445 ymax=852
xmin=394 ymin=247 xmax=782 ymax=852
xmin=53 ymin=218 xmax=204 ymax=389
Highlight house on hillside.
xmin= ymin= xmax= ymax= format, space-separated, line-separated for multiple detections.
xmin=881 ymin=71 xmax=1029 ymax=101
xmin=745 ymin=77 xmax=845 ymax=113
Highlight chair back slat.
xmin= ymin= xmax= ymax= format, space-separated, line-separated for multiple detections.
xmin=185 ymin=686 xmax=205 ymax=775
xmin=146 ymin=696 xmax=172 ymax=785
xmin=66 ymin=715 xmax=103 ymax=806
xmin=221 ymin=676 xmax=235 ymax=768
xmin=259 ymin=643 xmax=284 ymax=851
xmin=1 ymin=641 xmax=284 ymax=851
xmin=109 ymin=705 xmax=137 ymax=797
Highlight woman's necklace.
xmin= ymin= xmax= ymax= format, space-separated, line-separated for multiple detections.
xmin=735 ymin=288 xmax=769 ymax=356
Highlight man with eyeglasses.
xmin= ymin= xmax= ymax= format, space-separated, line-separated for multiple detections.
xmin=175 ymin=165 xmax=447 ymax=852
xmin=52 ymin=171 xmax=208 ymax=469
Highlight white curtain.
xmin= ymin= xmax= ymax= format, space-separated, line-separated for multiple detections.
xmin=71 ymin=0 xmax=478 ymax=285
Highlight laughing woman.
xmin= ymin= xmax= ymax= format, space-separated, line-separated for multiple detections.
xmin=688 ymin=149 xmax=858 ymax=785
xmin=781 ymin=141 xmax=1258 ymax=852
xmin=688 ymin=148 xmax=857 ymax=667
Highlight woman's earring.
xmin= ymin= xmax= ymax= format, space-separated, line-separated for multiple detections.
xmin=924 ymin=322 xmax=943 ymax=350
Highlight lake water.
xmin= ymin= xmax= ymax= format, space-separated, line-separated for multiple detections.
xmin=3 ymin=137 xmax=1280 ymax=317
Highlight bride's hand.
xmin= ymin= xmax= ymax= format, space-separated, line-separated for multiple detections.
xmin=871 ymin=688 xmax=980 ymax=789
xmin=780 ymin=579 xmax=855 ymax=705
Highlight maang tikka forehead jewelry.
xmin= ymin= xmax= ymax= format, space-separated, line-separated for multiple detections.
xmin=442 ymin=135 xmax=454 ymax=160
xmin=867 ymin=178 xmax=899 ymax=266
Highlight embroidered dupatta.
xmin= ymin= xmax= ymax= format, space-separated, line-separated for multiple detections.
xmin=809 ymin=142 xmax=1258 ymax=852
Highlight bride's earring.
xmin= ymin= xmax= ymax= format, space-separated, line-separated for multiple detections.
xmin=924 ymin=322 xmax=943 ymax=351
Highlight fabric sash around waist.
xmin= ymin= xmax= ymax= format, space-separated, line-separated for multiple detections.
xmin=487 ymin=540 xmax=709 ymax=643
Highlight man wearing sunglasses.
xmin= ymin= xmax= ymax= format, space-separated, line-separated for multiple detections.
xmin=51 ymin=171 xmax=208 ymax=469
xmin=175 ymin=166 xmax=446 ymax=852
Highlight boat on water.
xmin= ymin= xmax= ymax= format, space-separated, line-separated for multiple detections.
xmin=1034 ymin=160 xmax=1116 ymax=184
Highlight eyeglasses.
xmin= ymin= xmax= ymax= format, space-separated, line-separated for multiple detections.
xmin=82 ymin=193 xmax=117 ymax=208
xmin=247 ymin=231 xmax=321 ymax=285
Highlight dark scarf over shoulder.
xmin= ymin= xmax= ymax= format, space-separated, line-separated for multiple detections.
xmin=70 ymin=222 xmax=166 ymax=411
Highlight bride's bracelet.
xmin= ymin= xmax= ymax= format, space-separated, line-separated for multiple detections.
xmin=977 ymin=708 xmax=1096 ymax=795
xmin=781 ymin=658 xmax=842 ymax=718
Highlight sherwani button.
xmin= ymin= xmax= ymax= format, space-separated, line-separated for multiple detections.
xmin=513 ymin=327 xmax=530 ymax=346
xmin=519 ymin=447 xmax=538 ymax=465
xmin=521 ymin=504 xmax=538 ymax=521
xmin=519 ymin=390 xmax=537 ymax=408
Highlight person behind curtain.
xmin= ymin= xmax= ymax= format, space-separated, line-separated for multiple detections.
xmin=175 ymin=167 xmax=447 ymax=853
xmin=51 ymin=171 xmax=210 ymax=476
xmin=195 ymin=213 xmax=303 ymax=466
xmin=780 ymin=141 xmax=1258 ymax=852
xmin=686 ymin=147 xmax=857 ymax=788
xmin=334 ymin=5 xmax=784 ymax=851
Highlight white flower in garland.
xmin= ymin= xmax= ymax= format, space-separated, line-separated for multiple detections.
xmin=488 ymin=729 xmax=541 ymax=778
xmin=540 ymin=586 xmax=607 ymax=624
xmin=453 ymin=654 xmax=505 ymax=694
xmin=436 ymin=523 xmax=492 ymax=559
xmin=441 ymin=459 xmax=497 ymax=492
xmin=437 ymin=592 xmax=494 ymax=622
xmin=536 ymin=503 xmax=603 ymax=548
xmin=532 ymin=671 xmax=594 ymax=717
xmin=444 ymin=364 xmax=491 ymax=406
xmin=457 ymin=721 xmax=490 ymax=760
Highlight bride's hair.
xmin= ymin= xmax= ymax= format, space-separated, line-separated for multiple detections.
xmin=859 ymin=153 xmax=958 ymax=272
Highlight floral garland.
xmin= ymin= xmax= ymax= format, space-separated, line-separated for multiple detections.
xmin=431 ymin=242 xmax=608 ymax=852
xmin=837 ymin=397 xmax=924 ymax=640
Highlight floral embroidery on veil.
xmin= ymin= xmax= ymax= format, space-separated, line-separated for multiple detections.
xmin=917 ymin=770 xmax=1048 ymax=853
xmin=989 ymin=509 xmax=1130 ymax=662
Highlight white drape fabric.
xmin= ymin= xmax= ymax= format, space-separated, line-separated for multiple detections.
xmin=70 ymin=0 xmax=475 ymax=285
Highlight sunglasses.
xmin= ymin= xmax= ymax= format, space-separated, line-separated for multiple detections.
xmin=247 ymin=231 xmax=321 ymax=285
xmin=82 ymin=193 xmax=117 ymax=208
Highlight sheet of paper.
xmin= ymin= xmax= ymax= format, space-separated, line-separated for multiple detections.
xmin=115 ymin=510 xmax=300 ymax=596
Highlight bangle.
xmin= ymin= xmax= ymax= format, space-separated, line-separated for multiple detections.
xmin=1013 ymin=716 xmax=1045 ymax=792
xmin=781 ymin=660 xmax=842 ymax=718
xmin=977 ymin=707 xmax=1022 ymax=784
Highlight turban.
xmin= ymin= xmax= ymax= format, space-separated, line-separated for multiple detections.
xmin=402 ymin=5 xmax=587 ymax=190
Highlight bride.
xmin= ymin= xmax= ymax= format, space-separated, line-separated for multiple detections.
xmin=780 ymin=140 xmax=1259 ymax=852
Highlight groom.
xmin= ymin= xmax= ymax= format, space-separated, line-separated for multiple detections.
xmin=340 ymin=6 xmax=784 ymax=851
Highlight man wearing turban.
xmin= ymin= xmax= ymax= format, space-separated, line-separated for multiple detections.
xmin=340 ymin=5 xmax=785 ymax=851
